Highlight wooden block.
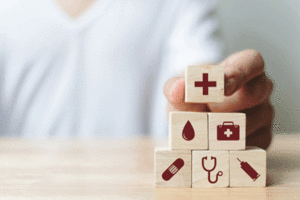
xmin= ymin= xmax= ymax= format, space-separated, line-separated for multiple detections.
xmin=230 ymin=147 xmax=266 ymax=187
xmin=208 ymin=113 xmax=246 ymax=150
xmin=192 ymin=150 xmax=229 ymax=187
xmin=155 ymin=148 xmax=191 ymax=187
xmin=169 ymin=112 xmax=208 ymax=150
xmin=185 ymin=65 xmax=224 ymax=103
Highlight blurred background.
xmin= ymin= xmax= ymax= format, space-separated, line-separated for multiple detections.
xmin=218 ymin=0 xmax=300 ymax=134
xmin=0 ymin=0 xmax=299 ymax=136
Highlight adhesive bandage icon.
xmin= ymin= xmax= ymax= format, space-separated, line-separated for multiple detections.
xmin=162 ymin=158 xmax=184 ymax=181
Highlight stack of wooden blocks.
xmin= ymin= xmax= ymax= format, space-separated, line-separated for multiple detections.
xmin=155 ymin=65 xmax=266 ymax=188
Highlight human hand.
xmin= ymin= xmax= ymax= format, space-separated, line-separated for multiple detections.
xmin=164 ymin=49 xmax=274 ymax=149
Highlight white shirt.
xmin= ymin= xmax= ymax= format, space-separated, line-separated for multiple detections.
xmin=0 ymin=0 xmax=224 ymax=138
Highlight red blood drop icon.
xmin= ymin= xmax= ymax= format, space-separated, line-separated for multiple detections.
xmin=182 ymin=120 xmax=195 ymax=141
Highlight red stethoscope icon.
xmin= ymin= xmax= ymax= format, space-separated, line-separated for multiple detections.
xmin=202 ymin=156 xmax=223 ymax=184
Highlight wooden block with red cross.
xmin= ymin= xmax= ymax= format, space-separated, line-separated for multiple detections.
xmin=185 ymin=65 xmax=224 ymax=103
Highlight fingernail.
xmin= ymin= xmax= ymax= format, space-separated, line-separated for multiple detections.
xmin=225 ymin=78 xmax=236 ymax=96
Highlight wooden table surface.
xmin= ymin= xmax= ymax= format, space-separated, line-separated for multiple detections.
xmin=0 ymin=133 xmax=299 ymax=199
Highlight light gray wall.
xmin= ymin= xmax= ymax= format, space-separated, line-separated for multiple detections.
xmin=218 ymin=0 xmax=300 ymax=133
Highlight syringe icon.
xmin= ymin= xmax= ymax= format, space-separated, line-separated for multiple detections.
xmin=237 ymin=158 xmax=260 ymax=181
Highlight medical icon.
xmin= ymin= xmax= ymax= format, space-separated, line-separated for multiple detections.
xmin=202 ymin=156 xmax=223 ymax=184
xmin=182 ymin=120 xmax=195 ymax=141
xmin=217 ymin=121 xmax=240 ymax=141
xmin=237 ymin=158 xmax=260 ymax=181
xmin=162 ymin=158 xmax=184 ymax=181
xmin=194 ymin=73 xmax=217 ymax=95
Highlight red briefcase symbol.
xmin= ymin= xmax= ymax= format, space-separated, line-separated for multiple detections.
xmin=217 ymin=121 xmax=240 ymax=141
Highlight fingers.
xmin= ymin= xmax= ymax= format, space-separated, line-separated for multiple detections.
xmin=223 ymin=49 xmax=265 ymax=96
xmin=246 ymin=125 xmax=273 ymax=150
xmin=164 ymin=49 xmax=272 ymax=114
xmin=163 ymin=76 xmax=185 ymax=105
xmin=208 ymin=74 xmax=273 ymax=112
xmin=244 ymin=100 xmax=274 ymax=136
xmin=242 ymin=99 xmax=274 ymax=150
xmin=164 ymin=73 xmax=208 ymax=112
xmin=167 ymin=101 xmax=208 ymax=112
xmin=209 ymin=49 xmax=270 ymax=112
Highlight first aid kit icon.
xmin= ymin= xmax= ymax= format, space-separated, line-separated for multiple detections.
xmin=217 ymin=121 xmax=240 ymax=141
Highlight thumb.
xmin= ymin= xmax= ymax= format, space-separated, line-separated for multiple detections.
xmin=164 ymin=74 xmax=208 ymax=112
xmin=164 ymin=75 xmax=185 ymax=105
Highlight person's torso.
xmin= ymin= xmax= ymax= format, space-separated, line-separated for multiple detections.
xmin=0 ymin=0 xmax=181 ymax=137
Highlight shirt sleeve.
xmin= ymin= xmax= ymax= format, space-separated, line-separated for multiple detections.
xmin=161 ymin=0 xmax=226 ymax=77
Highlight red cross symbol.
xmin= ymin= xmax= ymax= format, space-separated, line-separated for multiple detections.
xmin=194 ymin=73 xmax=217 ymax=95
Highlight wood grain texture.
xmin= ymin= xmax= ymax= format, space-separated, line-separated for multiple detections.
xmin=169 ymin=112 xmax=208 ymax=150
xmin=230 ymin=146 xmax=266 ymax=187
xmin=208 ymin=113 xmax=246 ymax=150
xmin=155 ymin=148 xmax=191 ymax=188
xmin=0 ymin=134 xmax=298 ymax=199
xmin=192 ymin=150 xmax=229 ymax=187
xmin=185 ymin=65 xmax=224 ymax=103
